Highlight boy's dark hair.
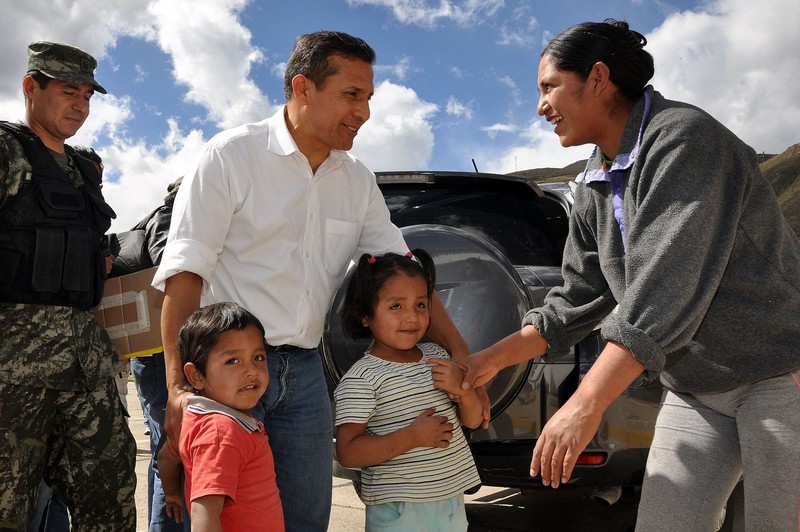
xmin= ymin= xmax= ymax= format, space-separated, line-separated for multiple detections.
xmin=340 ymin=248 xmax=436 ymax=339
xmin=283 ymin=30 xmax=376 ymax=100
xmin=179 ymin=302 xmax=267 ymax=379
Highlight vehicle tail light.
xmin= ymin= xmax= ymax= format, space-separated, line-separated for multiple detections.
xmin=576 ymin=452 xmax=607 ymax=465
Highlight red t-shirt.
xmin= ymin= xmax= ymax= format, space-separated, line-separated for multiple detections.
xmin=180 ymin=410 xmax=284 ymax=531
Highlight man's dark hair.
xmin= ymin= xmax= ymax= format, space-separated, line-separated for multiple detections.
xmin=28 ymin=71 xmax=51 ymax=90
xmin=283 ymin=30 xmax=376 ymax=100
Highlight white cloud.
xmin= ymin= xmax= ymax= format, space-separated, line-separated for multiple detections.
xmin=647 ymin=0 xmax=800 ymax=154
xmin=446 ymin=96 xmax=473 ymax=120
xmin=0 ymin=0 xmax=283 ymax=232
xmin=497 ymin=7 xmax=538 ymax=47
xmin=499 ymin=75 xmax=524 ymax=107
xmin=375 ymin=56 xmax=419 ymax=81
xmin=147 ymin=0 xmax=276 ymax=130
xmin=351 ymin=80 xmax=438 ymax=171
xmin=450 ymin=66 xmax=466 ymax=78
xmin=102 ymin=120 xmax=208 ymax=233
xmin=482 ymin=123 xmax=517 ymax=140
xmin=483 ymin=0 xmax=800 ymax=172
xmin=483 ymin=120 xmax=593 ymax=174
xmin=346 ymin=0 xmax=503 ymax=28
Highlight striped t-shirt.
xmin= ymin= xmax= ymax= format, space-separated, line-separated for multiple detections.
xmin=333 ymin=342 xmax=481 ymax=505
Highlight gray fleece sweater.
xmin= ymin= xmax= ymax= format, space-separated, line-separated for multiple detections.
xmin=523 ymin=86 xmax=800 ymax=394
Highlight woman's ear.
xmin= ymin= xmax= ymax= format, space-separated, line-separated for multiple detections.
xmin=184 ymin=362 xmax=205 ymax=391
xmin=590 ymin=61 xmax=611 ymax=95
xmin=361 ymin=316 xmax=369 ymax=327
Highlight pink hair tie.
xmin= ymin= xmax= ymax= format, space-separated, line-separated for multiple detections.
xmin=367 ymin=256 xmax=377 ymax=264
xmin=405 ymin=251 xmax=414 ymax=259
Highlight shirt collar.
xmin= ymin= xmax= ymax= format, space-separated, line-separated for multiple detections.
xmin=187 ymin=395 xmax=262 ymax=434
xmin=575 ymin=85 xmax=654 ymax=184
xmin=267 ymin=105 xmax=352 ymax=171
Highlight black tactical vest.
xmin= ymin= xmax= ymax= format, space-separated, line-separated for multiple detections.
xmin=0 ymin=121 xmax=116 ymax=310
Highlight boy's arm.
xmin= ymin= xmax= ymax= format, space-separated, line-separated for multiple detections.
xmin=428 ymin=357 xmax=483 ymax=429
xmin=336 ymin=408 xmax=454 ymax=469
xmin=156 ymin=445 xmax=184 ymax=523
xmin=191 ymin=495 xmax=224 ymax=532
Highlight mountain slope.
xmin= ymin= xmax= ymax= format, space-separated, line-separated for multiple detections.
xmin=512 ymin=143 xmax=800 ymax=235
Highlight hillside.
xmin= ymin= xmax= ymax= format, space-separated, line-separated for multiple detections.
xmin=512 ymin=143 xmax=800 ymax=235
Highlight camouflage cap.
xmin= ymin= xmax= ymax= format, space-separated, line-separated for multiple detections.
xmin=27 ymin=41 xmax=107 ymax=94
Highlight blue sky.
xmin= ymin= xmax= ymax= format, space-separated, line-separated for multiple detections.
xmin=2 ymin=0 xmax=798 ymax=232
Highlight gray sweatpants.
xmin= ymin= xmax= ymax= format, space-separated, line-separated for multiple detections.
xmin=636 ymin=370 xmax=800 ymax=532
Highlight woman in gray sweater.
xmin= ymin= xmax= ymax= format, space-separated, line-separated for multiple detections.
xmin=461 ymin=19 xmax=800 ymax=531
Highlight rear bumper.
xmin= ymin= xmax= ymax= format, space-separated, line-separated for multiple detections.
xmin=332 ymin=439 xmax=649 ymax=491
xmin=468 ymin=440 xmax=649 ymax=489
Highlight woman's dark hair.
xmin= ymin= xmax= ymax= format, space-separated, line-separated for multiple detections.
xmin=179 ymin=302 xmax=267 ymax=380
xmin=543 ymin=19 xmax=654 ymax=101
xmin=284 ymin=30 xmax=376 ymax=100
xmin=340 ymin=248 xmax=436 ymax=339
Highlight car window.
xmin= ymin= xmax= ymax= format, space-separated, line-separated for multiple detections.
xmin=382 ymin=184 xmax=561 ymax=266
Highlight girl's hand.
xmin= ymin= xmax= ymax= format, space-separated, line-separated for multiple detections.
xmin=409 ymin=407 xmax=454 ymax=448
xmin=428 ymin=357 xmax=464 ymax=396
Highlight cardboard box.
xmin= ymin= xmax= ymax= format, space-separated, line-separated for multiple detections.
xmin=92 ymin=266 xmax=164 ymax=358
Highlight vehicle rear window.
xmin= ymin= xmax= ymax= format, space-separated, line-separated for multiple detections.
xmin=382 ymin=183 xmax=561 ymax=266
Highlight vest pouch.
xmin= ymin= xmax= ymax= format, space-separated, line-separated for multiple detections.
xmin=36 ymin=180 xmax=85 ymax=220
xmin=31 ymin=227 xmax=65 ymax=294
xmin=62 ymin=229 xmax=93 ymax=296
xmin=0 ymin=248 xmax=22 ymax=294
xmin=85 ymin=188 xmax=116 ymax=235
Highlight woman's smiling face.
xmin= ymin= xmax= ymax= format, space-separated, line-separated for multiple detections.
xmin=536 ymin=53 xmax=598 ymax=149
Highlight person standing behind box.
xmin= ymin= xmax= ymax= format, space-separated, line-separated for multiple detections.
xmin=153 ymin=30 xmax=472 ymax=531
xmin=109 ymin=176 xmax=187 ymax=531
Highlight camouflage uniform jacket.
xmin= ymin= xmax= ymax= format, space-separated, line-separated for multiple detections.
xmin=0 ymin=126 xmax=123 ymax=391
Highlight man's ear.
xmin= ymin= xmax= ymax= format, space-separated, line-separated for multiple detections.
xmin=291 ymin=74 xmax=311 ymax=104
xmin=22 ymin=76 xmax=36 ymax=100
xmin=184 ymin=362 xmax=205 ymax=391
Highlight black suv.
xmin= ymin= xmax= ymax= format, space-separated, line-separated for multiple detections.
xmin=320 ymin=170 xmax=664 ymax=503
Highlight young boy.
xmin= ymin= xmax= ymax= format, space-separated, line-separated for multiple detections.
xmin=158 ymin=302 xmax=284 ymax=530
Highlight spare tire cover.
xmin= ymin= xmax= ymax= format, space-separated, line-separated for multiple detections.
xmin=321 ymin=224 xmax=533 ymax=419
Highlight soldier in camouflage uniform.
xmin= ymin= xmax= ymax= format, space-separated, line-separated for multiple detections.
xmin=0 ymin=41 xmax=136 ymax=531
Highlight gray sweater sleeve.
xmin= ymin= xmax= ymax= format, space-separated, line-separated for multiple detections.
xmin=526 ymin=97 xmax=755 ymax=376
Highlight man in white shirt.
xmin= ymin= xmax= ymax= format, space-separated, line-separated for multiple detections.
xmin=153 ymin=30 xmax=471 ymax=531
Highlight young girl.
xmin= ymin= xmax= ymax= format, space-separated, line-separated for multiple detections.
xmin=334 ymin=250 xmax=482 ymax=531
xmin=158 ymin=302 xmax=284 ymax=531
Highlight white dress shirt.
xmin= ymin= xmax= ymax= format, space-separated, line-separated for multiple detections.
xmin=153 ymin=106 xmax=406 ymax=348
